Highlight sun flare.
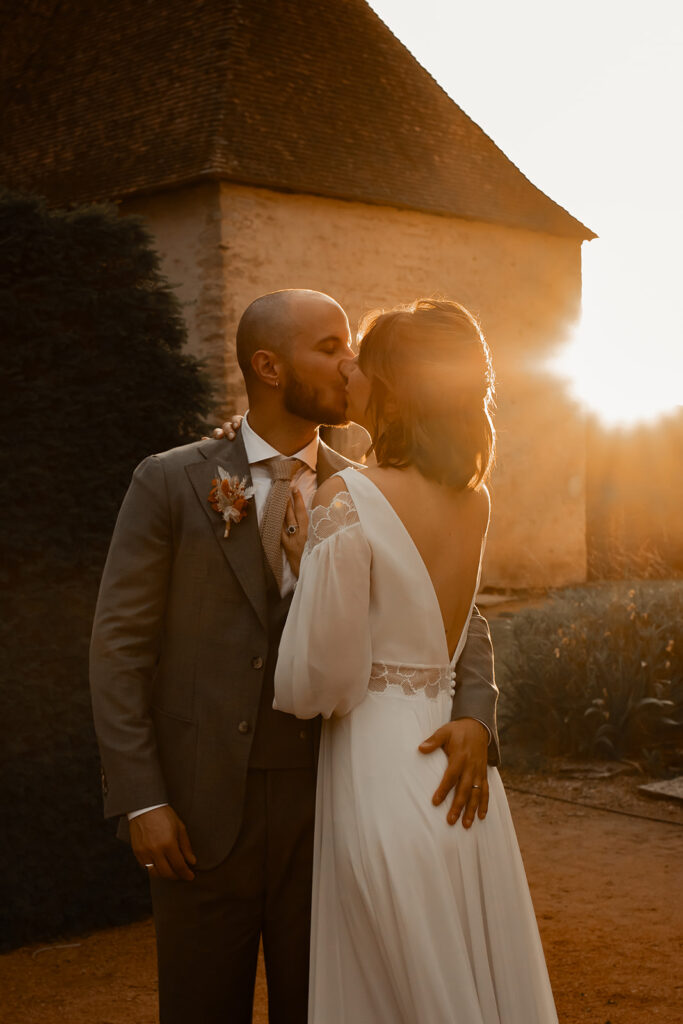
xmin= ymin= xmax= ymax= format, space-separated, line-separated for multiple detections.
xmin=547 ymin=242 xmax=682 ymax=429
xmin=549 ymin=332 xmax=681 ymax=429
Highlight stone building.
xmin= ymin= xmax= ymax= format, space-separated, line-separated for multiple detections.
xmin=1 ymin=0 xmax=595 ymax=588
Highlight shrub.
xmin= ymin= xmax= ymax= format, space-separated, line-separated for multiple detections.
xmin=497 ymin=581 xmax=683 ymax=766
xmin=0 ymin=190 xmax=212 ymax=950
xmin=0 ymin=188 xmax=212 ymax=568
xmin=0 ymin=562 xmax=157 ymax=952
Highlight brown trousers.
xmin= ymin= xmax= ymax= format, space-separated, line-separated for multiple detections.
xmin=150 ymin=768 xmax=316 ymax=1024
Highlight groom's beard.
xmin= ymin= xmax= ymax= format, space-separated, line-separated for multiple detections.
xmin=282 ymin=368 xmax=349 ymax=428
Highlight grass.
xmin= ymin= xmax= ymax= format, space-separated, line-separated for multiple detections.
xmin=494 ymin=580 xmax=683 ymax=772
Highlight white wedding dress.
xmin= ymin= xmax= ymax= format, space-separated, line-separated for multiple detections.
xmin=274 ymin=468 xmax=557 ymax=1023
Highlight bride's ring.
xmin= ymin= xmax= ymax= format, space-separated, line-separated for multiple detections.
xmin=144 ymin=863 xmax=154 ymax=869
xmin=471 ymin=785 xmax=481 ymax=789
xmin=286 ymin=524 xmax=299 ymax=535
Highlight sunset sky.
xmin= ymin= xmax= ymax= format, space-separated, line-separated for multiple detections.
xmin=368 ymin=0 xmax=682 ymax=428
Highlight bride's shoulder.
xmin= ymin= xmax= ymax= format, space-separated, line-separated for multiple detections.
xmin=364 ymin=465 xmax=397 ymax=483
xmin=309 ymin=473 xmax=362 ymax=547
xmin=469 ymin=482 xmax=491 ymax=533
xmin=311 ymin=472 xmax=353 ymax=511
xmin=474 ymin=481 xmax=491 ymax=511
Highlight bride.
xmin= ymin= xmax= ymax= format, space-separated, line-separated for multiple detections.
xmin=274 ymin=298 xmax=557 ymax=1023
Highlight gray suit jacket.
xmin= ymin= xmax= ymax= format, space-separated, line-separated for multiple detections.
xmin=90 ymin=434 xmax=499 ymax=868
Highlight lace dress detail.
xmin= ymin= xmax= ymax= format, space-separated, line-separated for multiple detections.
xmin=306 ymin=490 xmax=360 ymax=553
xmin=368 ymin=662 xmax=456 ymax=700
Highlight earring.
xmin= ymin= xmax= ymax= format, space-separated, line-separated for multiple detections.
xmin=274 ymin=380 xmax=280 ymax=389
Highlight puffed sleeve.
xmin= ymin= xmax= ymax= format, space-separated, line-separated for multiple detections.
xmin=274 ymin=490 xmax=373 ymax=719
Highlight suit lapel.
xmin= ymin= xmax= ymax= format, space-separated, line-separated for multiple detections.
xmin=185 ymin=434 xmax=363 ymax=630
xmin=316 ymin=438 xmax=366 ymax=484
xmin=185 ymin=436 xmax=268 ymax=631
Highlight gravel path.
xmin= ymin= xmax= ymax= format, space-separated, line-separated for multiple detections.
xmin=2 ymin=775 xmax=681 ymax=1024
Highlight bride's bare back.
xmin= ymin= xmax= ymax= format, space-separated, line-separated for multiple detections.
xmin=364 ymin=465 xmax=489 ymax=660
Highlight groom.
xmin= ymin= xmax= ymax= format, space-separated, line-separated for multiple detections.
xmin=90 ymin=289 xmax=500 ymax=1024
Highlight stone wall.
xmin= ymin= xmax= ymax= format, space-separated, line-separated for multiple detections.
xmin=586 ymin=411 xmax=683 ymax=578
xmin=218 ymin=184 xmax=587 ymax=588
xmin=121 ymin=182 xmax=232 ymax=400
xmin=125 ymin=181 xmax=587 ymax=588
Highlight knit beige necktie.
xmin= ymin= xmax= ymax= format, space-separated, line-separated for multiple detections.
xmin=260 ymin=457 xmax=303 ymax=586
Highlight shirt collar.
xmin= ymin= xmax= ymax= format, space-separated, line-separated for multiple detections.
xmin=241 ymin=412 xmax=319 ymax=473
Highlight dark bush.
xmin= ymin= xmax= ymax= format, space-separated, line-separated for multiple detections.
xmin=0 ymin=188 xmax=212 ymax=567
xmin=0 ymin=190 xmax=212 ymax=950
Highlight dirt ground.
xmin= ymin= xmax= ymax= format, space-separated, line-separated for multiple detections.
xmin=2 ymin=770 xmax=681 ymax=1024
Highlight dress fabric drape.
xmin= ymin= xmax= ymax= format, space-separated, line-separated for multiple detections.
xmin=275 ymin=468 xmax=558 ymax=1024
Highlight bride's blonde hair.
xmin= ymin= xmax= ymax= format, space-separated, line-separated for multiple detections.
xmin=357 ymin=298 xmax=495 ymax=490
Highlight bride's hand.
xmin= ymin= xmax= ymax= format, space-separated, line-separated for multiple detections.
xmin=281 ymin=488 xmax=309 ymax=578
xmin=418 ymin=719 xmax=489 ymax=829
xmin=201 ymin=414 xmax=243 ymax=441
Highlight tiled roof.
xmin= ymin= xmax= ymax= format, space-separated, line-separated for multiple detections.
xmin=0 ymin=0 xmax=594 ymax=239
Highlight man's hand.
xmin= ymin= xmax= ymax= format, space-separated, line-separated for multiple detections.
xmin=130 ymin=805 xmax=197 ymax=881
xmin=418 ymin=719 xmax=489 ymax=829
xmin=201 ymin=414 xmax=243 ymax=441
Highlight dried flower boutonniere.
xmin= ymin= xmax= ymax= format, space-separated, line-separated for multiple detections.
xmin=208 ymin=468 xmax=255 ymax=538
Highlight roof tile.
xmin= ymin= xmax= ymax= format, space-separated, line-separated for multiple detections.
xmin=0 ymin=0 xmax=594 ymax=239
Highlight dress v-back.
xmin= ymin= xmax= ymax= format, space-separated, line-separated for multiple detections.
xmin=274 ymin=468 xmax=557 ymax=1024
xmin=361 ymin=470 xmax=485 ymax=666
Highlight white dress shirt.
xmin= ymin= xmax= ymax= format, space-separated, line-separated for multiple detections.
xmin=240 ymin=412 xmax=319 ymax=598
xmin=128 ymin=415 xmax=319 ymax=821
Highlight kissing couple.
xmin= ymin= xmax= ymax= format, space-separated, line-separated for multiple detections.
xmin=91 ymin=290 xmax=557 ymax=1022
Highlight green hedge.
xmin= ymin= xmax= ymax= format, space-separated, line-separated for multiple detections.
xmin=0 ymin=191 xmax=212 ymax=950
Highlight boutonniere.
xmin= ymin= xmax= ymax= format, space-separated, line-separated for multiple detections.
xmin=208 ymin=468 xmax=255 ymax=538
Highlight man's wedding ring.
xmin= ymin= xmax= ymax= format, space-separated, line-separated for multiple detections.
xmin=144 ymin=863 xmax=154 ymax=869
xmin=286 ymin=524 xmax=298 ymax=535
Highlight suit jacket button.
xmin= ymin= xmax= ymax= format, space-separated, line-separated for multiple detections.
xmin=251 ymin=655 xmax=264 ymax=670
xmin=238 ymin=721 xmax=251 ymax=734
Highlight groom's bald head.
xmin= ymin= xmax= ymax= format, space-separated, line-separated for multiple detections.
xmin=237 ymin=291 xmax=296 ymax=381
xmin=236 ymin=289 xmax=342 ymax=382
